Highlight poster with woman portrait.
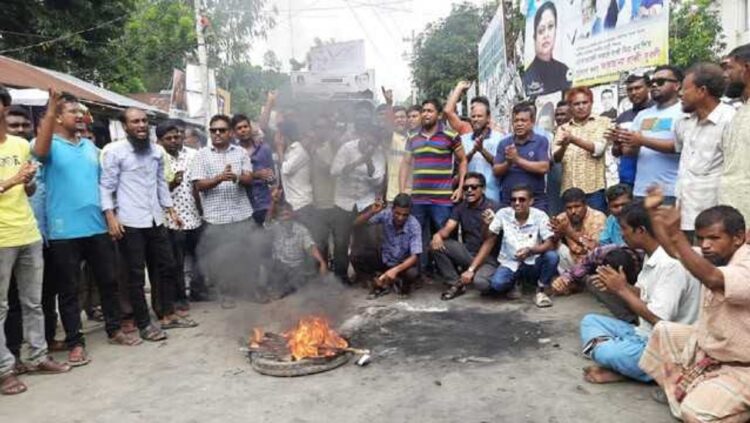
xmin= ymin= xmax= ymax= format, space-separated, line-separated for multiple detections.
xmin=522 ymin=0 xmax=669 ymax=95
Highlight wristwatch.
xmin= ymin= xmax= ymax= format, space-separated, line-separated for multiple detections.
xmin=467 ymin=266 xmax=476 ymax=273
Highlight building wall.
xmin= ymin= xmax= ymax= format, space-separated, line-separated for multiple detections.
xmin=720 ymin=0 xmax=750 ymax=50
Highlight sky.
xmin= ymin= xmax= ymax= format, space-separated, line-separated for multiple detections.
xmin=249 ymin=0 xmax=489 ymax=103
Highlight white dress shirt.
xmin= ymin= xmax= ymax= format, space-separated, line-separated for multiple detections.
xmin=330 ymin=139 xmax=386 ymax=212
xmin=281 ymin=141 xmax=313 ymax=210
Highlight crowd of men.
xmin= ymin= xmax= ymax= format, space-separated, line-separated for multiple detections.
xmin=1 ymin=42 xmax=750 ymax=421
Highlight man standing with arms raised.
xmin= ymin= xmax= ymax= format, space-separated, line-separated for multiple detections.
xmin=35 ymin=92 xmax=140 ymax=368
xmin=400 ymin=99 xmax=468 ymax=273
xmin=445 ymin=81 xmax=502 ymax=203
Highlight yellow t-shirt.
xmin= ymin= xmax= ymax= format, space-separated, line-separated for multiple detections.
xmin=0 ymin=135 xmax=41 ymax=247
xmin=386 ymin=132 xmax=411 ymax=202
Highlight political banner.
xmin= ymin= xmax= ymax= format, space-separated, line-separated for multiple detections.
xmin=522 ymin=0 xmax=669 ymax=96
xmin=478 ymin=2 xmax=522 ymax=128
xmin=308 ymin=40 xmax=366 ymax=73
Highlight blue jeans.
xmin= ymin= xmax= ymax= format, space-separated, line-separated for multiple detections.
xmin=489 ymin=250 xmax=559 ymax=293
xmin=579 ymin=314 xmax=651 ymax=382
xmin=585 ymin=189 xmax=607 ymax=213
xmin=412 ymin=204 xmax=452 ymax=270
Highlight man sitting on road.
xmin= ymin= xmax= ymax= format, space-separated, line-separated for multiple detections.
xmin=551 ymin=188 xmax=607 ymax=273
xmin=353 ymin=194 xmax=422 ymax=299
xmin=467 ymin=185 xmax=559 ymax=307
xmin=430 ymin=172 xmax=499 ymax=300
xmin=264 ymin=188 xmax=328 ymax=299
xmin=579 ymin=201 xmax=700 ymax=384
xmin=552 ymin=245 xmax=643 ymax=324
xmin=640 ymin=204 xmax=750 ymax=422
xmin=551 ymin=183 xmax=634 ymax=298
xmin=599 ymin=184 xmax=633 ymax=246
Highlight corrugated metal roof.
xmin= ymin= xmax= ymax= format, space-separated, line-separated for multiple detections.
xmin=0 ymin=55 xmax=162 ymax=114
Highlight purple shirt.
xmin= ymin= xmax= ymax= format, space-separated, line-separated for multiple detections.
xmin=246 ymin=141 xmax=274 ymax=211
xmin=369 ymin=209 xmax=423 ymax=267
xmin=494 ymin=133 xmax=549 ymax=211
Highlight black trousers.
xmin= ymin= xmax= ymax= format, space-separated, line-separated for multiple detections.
xmin=352 ymin=254 xmax=420 ymax=289
xmin=49 ymin=233 xmax=122 ymax=344
xmin=120 ymin=225 xmax=177 ymax=329
xmin=4 ymin=247 xmax=57 ymax=356
xmin=149 ymin=228 xmax=190 ymax=315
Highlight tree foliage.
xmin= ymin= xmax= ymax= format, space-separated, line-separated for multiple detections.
xmin=0 ymin=0 xmax=134 ymax=87
xmin=204 ymin=0 xmax=276 ymax=66
xmin=410 ymin=1 xmax=497 ymax=100
xmin=669 ymin=0 xmax=726 ymax=69
xmin=221 ymin=63 xmax=287 ymax=119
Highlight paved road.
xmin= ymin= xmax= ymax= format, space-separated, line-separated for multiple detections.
xmin=0 ymin=283 xmax=673 ymax=423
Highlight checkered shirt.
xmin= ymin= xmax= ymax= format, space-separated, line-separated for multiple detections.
xmin=190 ymin=144 xmax=253 ymax=224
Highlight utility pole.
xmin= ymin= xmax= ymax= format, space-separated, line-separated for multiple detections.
xmin=402 ymin=30 xmax=418 ymax=105
xmin=288 ymin=0 xmax=294 ymax=59
xmin=194 ymin=0 xmax=211 ymax=132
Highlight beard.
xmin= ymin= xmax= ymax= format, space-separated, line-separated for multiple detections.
xmin=725 ymin=80 xmax=746 ymax=99
xmin=128 ymin=136 xmax=151 ymax=153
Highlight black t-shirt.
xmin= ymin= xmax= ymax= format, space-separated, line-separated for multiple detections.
xmin=450 ymin=197 xmax=500 ymax=256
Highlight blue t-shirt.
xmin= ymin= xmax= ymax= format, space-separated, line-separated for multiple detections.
xmin=631 ymin=103 xmax=684 ymax=197
xmin=37 ymin=136 xmax=107 ymax=240
xmin=599 ymin=214 xmax=625 ymax=246
xmin=494 ymin=133 xmax=550 ymax=211
xmin=460 ymin=130 xmax=502 ymax=203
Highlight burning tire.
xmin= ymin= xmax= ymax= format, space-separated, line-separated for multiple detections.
xmin=249 ymin=351 xmax=351 ymax=377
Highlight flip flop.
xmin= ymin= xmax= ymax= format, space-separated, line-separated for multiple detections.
xmin=161 ymin=317 xmax=198 ymax=329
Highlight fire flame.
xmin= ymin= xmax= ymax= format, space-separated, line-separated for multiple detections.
xmin=284 ymin=316 xmax=348 ymax=361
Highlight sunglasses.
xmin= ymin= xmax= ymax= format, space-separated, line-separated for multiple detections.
xmin=462 ymin=184 xmax=483 ymax=191
xmin=650 ymin=78 xmax=678 ymax=87
xmin=510 ymin=197 xmax=529 ymax=203
xmin=209 ymin=127 xmax=229 ymax=134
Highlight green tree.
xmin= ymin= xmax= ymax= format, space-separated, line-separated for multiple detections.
xmin=410 ymin=1 xmax=497 ymax=100
xmin=0 ymin=0 xmax=135 ymax=87
xmin=204 ymin=0 xmax=276 ymax=66
xmin=112 ymin=0 xmax=197 ymax=93
xmin=221 ymin=62 xmax=287 ymax=118
xmin=669 ymin=0 xmax=726 ymax=69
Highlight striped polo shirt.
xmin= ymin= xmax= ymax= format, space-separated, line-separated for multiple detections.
xmin=407 ymin=123 xmax=462 ymax=206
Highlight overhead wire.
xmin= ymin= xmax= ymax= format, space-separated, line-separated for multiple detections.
xmin=0 ymin=16 xmax=127 ymax=55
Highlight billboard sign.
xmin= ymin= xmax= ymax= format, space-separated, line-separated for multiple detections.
xmin=522 ymin=0 xmax=669 ymax=95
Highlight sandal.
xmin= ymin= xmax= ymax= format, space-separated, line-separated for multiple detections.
xmin=0 ymin=374 xmax=27 ymax=396
xmin=139 ymin=325 xmax=168 ymax=342
xmin=161 ymin=317 xmax=199 ymax=329
xmin=67 ymin=345 xmax=90 ymax=367
xmin=108 ymin=330 xmax=143 ymax=346
xmin=441 ymin=283 xmax=466 ymax=301
xmin=367 ymin=286 xmax=390 ymax=300
xmin=534 ymin=291 xmax=553 ymax=308
xmin=88 ymin=307 xmax=105 ymax=322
